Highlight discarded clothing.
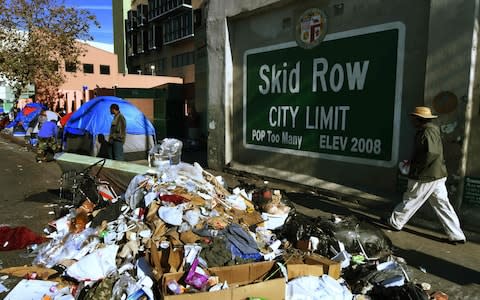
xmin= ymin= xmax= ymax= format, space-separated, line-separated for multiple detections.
xmin=83 ymin=275 xmax=118 ymax=300
xmin=0 ymin=226 xmax=47 ymax=251
xmin=224 ymin=223 xmax=259 ymax=255
xmin=199 ymin=237 xmax=232 ymax=267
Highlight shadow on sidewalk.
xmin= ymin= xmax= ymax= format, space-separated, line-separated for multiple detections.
xmin=287 ymin=191 xmax=480 ymax=244
xmin=286 ymin=191 xmax=354 ymax=216
xmin=393 ymin=247 xmax=480 ymax=285
xmin=24 ymin=189 xmax=59 ymax=203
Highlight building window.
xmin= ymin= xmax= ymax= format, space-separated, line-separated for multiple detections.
xmin=137 ymin=29 xmax=145 ymax=53
xmin=163 ymin=11 xmax=193 ymax=44
xmin=127 ymin=10 xmax=137 ymax=30
xmin=159 ymin=0 xmax=192 ymax=15
xmin=100 ymin=65 xmax=110 ymax=75
xmin=148 ymin=24 xmax=159 ymax=50
xmin=83 ymin=63 xmax=94 ymax=74
xmin=137 ymin=5 xmax=148 ymax=26
xmin=148 ymin=0 xmax=161 ymax=20
xmin=194 ymin=8 xmax=202 ymax=28
xmin=156 ymin=57 xmax=167 ymax=74
xmin=65 ymin=62 xmax=76 ymax=72
xmin=127 ymin=33 xmax=135 ymax=56
xmin=171 ymin=51 xmax=194 ymax=68
xmin=148 ymin=0 xmax=153 ymax=19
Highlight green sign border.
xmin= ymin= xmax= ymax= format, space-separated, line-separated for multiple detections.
xmin=242 ymin=22 xmax=405 ymax=167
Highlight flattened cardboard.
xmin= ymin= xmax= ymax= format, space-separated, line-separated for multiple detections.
xmin=287 ymin=264 xmax=324 ymax=280
xmin=231 ymin=278 xmax=285 ymax=300
xmin=287 ymin=254 xmax=341 ymax=280
xmin=161 ymin=261 xmax=285 ymax=300
xmin=0 ymin=266 xmax=56 ymax=280
xmin=305 ymin=254 xmax=341 ymax=279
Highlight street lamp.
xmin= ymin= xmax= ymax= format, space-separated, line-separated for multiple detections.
xmin=150 ymin=65 xmax=155 ymax=76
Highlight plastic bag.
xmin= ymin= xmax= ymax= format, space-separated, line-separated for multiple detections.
xmin=66 ymin=244 xmax=119 ymax=281
xmin=224 ymin=195 xmax=247 ymax=211
xmin=184 ymin=258 xmax=209 ymax=290
xmin=287 ymin=275 xmax=352 ymax=300
xmin=158 ymin=205 xmax=185 ymax=226
xmin=33 ymin=228 xmax=99 ymax=268
xmin=319 ymin=216 xmax=392 ymax=259
xmin=124 ymin=175 xmax=149 ymax=209
xmin=344 ymin=257 xmax=412 ymax=294
xmin=369 ymin=282 xmax=429 ymax=300
xmin=183 ymin=209 xmax=201 ymax=227
xmin=277 ymin=213 xmax=333 ymax=256
xmin=148 ymin=138 xmax=183 ymax=168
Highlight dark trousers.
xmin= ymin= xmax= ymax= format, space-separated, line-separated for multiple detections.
xmin=109 ymin=140 xmax=124 ymax=161
xmin=36 ymin=137 xmax=58 ymax=162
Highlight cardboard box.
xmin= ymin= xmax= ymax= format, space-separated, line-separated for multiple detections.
xmin=161 ymin=261 xmax=285 ymax=300
xmin=287 ymin=254 xmax=341 ymax=280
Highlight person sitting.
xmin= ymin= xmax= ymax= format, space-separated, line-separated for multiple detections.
xmin=36 ymin=114 xmax=58 ymax=163
xmin=97 ymin=134 xmax=111 ymax=159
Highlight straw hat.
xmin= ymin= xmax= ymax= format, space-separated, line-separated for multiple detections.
xmin=410 ymin=106 xmax=437 ymax=119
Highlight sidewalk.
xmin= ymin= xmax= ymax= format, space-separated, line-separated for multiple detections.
xmin=1 ymin=133 xmax=479 ymax=299
xmin=2 ymin=131 xmax=479 ymax=241
xmin=216 ymin=166 xmax=480 ymax=243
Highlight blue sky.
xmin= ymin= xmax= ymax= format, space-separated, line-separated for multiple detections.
xmin=64 ymin=0 xmax=113 ymax=46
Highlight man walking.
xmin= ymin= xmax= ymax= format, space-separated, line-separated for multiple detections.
xmin=108 ymin=104 xmax=126 ymax=160
xmin=36 ymin=111 xmax=58 ymax=162
xmin=388 ymin=106 xmax=466 ymax=244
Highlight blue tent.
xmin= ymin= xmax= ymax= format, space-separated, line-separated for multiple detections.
xmin=64 ymin=96 xmax=155 ymax=158
xmin=65 ymin=96 xmax=155 ymax=136
xmin=6 ymin=103 xmax=45 ymax=131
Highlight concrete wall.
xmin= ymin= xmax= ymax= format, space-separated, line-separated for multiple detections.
xmin=194 ymin=12 xmax=208 ymax=136
xmin=423 ymin=0 xmax=479 ymax=208
xmin=206 ymin=0 xmax=430 ymax=196
xmin=206 ymin=0 xmax=480 ymax=209
xmin=112 ymin=0 xmax=130 ymax=74
xmin=466 ymin=40 xmax=480 ymax=178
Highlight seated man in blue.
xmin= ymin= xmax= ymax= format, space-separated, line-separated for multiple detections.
xmin=36 ymin=111 xmax=58 ymax=162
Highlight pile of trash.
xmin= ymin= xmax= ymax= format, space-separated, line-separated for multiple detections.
xmin=0 ymin=139 xmax=437 ymax=299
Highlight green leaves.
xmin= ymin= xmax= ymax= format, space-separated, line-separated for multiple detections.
xmin=0 ymin=0 xmax=99 ymax=104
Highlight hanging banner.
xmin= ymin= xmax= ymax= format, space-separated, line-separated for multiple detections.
xmin=243 ymin=22 xmax=405 ymax=167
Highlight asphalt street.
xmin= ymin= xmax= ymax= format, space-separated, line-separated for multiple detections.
xmin=0 ymin=135 xmax=479 ymax=299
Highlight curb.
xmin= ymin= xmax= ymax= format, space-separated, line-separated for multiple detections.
xmin=2 ymin=131 xmax=478 ymax=238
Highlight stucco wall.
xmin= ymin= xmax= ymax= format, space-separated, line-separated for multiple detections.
xmin=128 ymin=98 xmax=154 ymax=121
xmin=61 ymin=44 xmax=183 ymax=91
xmin=58 ymin=43 xmax=182 ymax=113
